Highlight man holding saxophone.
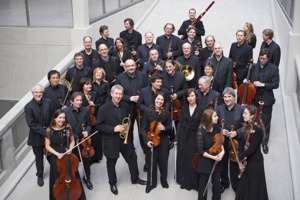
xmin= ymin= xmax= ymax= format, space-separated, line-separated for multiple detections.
xmin=96 ymin=84 xmax=147 ymax=196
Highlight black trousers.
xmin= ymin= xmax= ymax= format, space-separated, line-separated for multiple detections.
xmin=220 ymin=137 xmax=240 ymax=192
xmin=146 ymin=138 xmax=169 ymax=189
xmin=131 ymin=110 xmax=147 ymax=155
xmin=32 ymin=146 xmax=44 ymax=177
xmin=106 ymin=144 xmax=139 ymax=185
xmin=259 ymin=104 xmax=273 ymax=145
xmin=91 ymin=125 xmax=103 ymax=162
xmin=198 ymin=171 xmax=221 ymax=200
xmin=73 ymin=142 xmax=91 ymax=180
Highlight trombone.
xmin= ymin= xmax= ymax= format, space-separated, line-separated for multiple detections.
xmin=120 ymin=114 xmax=131 ymax=144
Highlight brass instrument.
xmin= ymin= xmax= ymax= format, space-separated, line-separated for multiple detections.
xmin=120 ymin=114 xmax=131 ymax=144
xmin=173 ymin=61 xmax=195 ymax=81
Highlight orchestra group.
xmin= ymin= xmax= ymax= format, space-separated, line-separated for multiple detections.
xmin=24 ymin=7 xmax=280 ymax=200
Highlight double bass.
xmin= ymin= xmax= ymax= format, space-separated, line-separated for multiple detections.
xmin=53 ymin=124 xmax=82 ymax=200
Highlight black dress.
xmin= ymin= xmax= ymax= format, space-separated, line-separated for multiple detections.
xmin=47 ymin=127 xmax=86 ymax=200
xmin=176 ymin=104 xmax=204 ymax=190
xmin=235 ymin=127 xmax=268 ymax=200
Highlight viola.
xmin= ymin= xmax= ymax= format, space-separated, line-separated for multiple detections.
xmin=53 ymin=124 xmax=82 ymax=200
xmin=228 ymin=125 xmax=239 ymax=162
xmin=147 ymin=61 xmax=162 ymax=78
xmin=238 ymin=59 xmax=256 ymax=106
xmin=232 ymin=62 xmax=238 ymax=89
xmin=81 ymin=124 xmax=95 ymax=158
xmin=147 ymin=107 xmax=164 ymax=147
xmin=170 ymin=86 xmax=181 ymax=121
xmin=87 ymin=105 xmax=96 ymax=126
xmin=209 ymin=119 xmax=225 ymax=155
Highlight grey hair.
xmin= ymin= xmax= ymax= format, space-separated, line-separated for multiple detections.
xmin=199 ymin=76 xmax=212 ymax=85
xmin=222 ymin=87 xmax=236 ymax=97
xmin=31 ymin=84 xmax=44 ymax=93
xmin=111 ymin=84 xmax=124 ymax=93
xmin=145 ymin=31 xmax=154 ymax=37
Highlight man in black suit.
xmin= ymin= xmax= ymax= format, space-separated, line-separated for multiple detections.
xmin=92 ymin=44 xmax=121 ymax=85
xmin=178 ymin=27 xmax=201 ymax=57
xmin=178 ymin=8 xmax=205 ymax=47
xmin=200 ymin=35 xmax=215 ymax=67
xmin=81 ymin=36 xmax=99 ymax=69
xmin=248 ymin=49 xmax=280 ymax=154
xmin=115 ymin=59 xmax=149 ymax=154
xmin=156 ymin=23 xmax=181 ymax=60
xmin=64 ymin=92 xmax=93 ymax=190
xmin=260 ymin=29 xmax=281 ymax=67
xmin=96 ymin=85 xmax=147 ymax=195
xmin=142 ymin=49 xmax=165 ymax=77
xmin=65 ymin=52 xmax=92 ymax=94
xmin=95 ymin=25 xmax=114 ymax=55
xmin=25 ymin=84 xmax=53 ymax=187
xmin=216 ymin=87 xmax=245 ymax=193
xmin=119 ymin=18 xmax=142 ymax=52
xmin=197 ymin=76 xmax=221 ymax=109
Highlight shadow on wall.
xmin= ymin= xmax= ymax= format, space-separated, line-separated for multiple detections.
xmin=0 ymin=100 xmax=18 ymax=119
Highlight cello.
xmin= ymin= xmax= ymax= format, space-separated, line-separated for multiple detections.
xmin=238 ymin=59 xmax=256 ymax=106
xmin=53 ymin=124 xmax=82 ymax=200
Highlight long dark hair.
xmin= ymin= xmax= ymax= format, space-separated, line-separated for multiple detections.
xmin=50 ymin=109 xmax=66 ymax=127
xmin=200 ymin=109 xmax=216 ymax=131
xmin=242 ymin=105 xmax=266 ymax=140
xmin=184 ymin=88 xmax=200 ymax=104
xmin=149 ymin=91 xmax=166 ymax=116
xmin=79 ymin=77 xmax=92 ymax=93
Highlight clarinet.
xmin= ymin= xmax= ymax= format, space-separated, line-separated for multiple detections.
xmin=167 ymin=36 xmax=173 ymax=59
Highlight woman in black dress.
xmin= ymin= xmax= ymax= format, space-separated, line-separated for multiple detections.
xmin=91 ymin=68 xmax=110 ymax=163
xmin=45 ymin=109 xmax=86 ymax=200
xmin=112 ymin=37 xmax=132 ymax=72
xmin=243 ymin=22 xmax=257 ymax=49
xmin=140 ymin=92 xmax=172 ymax=193
xmin=175 ymin=88 xmax=204 ymax=190
xmin=197 ymin=109 xmax=225 ymax=200
xmin=235 ymin=105 xmax=268 ymax=200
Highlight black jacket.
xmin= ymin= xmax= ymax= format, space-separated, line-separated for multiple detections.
xmin=65 ymin=66 xmax=92 ymax=93
xmin=162 ymin=71 xmax=188 ymax=101
xmin=119 ymin=29 xmax=142 ymax=51
xmin=176 ymin=55 xmax=201 ymax=88
xmin=178 ymin=19 xmax=205 ymax=45
xmin=136 ymin=43 xmax=162 ymax=68
xmin=156 ymin=34 xmax=181 ymax=60
xmin=260 ymin=41 xmax=281 ymax=67
xmin=43 ymin=84 xmax=68 ymax=111
xmin=81 ymin=49 xmax=99 ymax=69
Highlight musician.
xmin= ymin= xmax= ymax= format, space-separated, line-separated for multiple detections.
xmin=176 ymin=43 xmax=201 ymax=88
xmin=216 ymin=87 xmax=245 ymax=193
xmin=203 ymin=61 xmax=224 ymax=94
xmin=64 ymin=92 xmax=93 ymax=190
xmin=156 ymin=23 xmax=181 ymax=60
xmin=178 ymin=8 xmax=205 ymax=47
xmin=235 ymin=105 xmax=268 ymax=200
xmin=45 ymin=109 xmax=86 ymax=200
xmin=91 ymin=67 xmax=111 ymax=163
xmin=119 ymin=18 xmax=142 ymax=51
xmin=65 ymin=52 xmax=92 ymax=94
xmin=44 ymin=70 xmax=68 ymax=111
xmin=206 ymin=43 xmax=233 ymax=88
xmin=115 ymin=59 xmax=149 ymax=154
xmin=174 ymin=88 xmax=204 ymax=190
xmin=259 ymin=28 xmax=281 ymax=67
xmin=197 ymin=76 xmax=221 ymax=109
xmin=199 ymin=35 xmax=215 ymax=75
xmin=142 ymin=49 xmax=165 ymax=76
xmin=229 ymin=30 xmax=253 ymax=86
xmin=92 ymin=44 xmax=121 ymax=85
xmin=136 ymin=32 xmax=163 ymax=69
xmin=243 ymin=22 xmax=257 ymax=49
xmin=96 ymin=85 xmax=147 ymax=195
xmin=95 ymin=25 xmax=114 ymax=54
xmin=178 ymin=26 xmax=201 ymax=57
xmin=111 ymin=37 xmax=132 ymax=71
xmin=81 ymin=36 xmax=99 ymax=69
xmin=25 ymin=84 xmax=53 ymax=187
xmin=196 ymin=109 xmax=224 ymax=200
xmin=247 ymin=48 xmax=279 ymax=154
xmin=140 ymin=92 xmax=172 ymax=193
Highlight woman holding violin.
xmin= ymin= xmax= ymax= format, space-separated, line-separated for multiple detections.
xmin=111 ymin=37 xmax=132 ymax=72
xmin=91 ymin=67 xmax=110 ymax=163
xmin=235 ymin=105 xmax=268 ymax=200
xmin=45 ymin=109 xmax=86 ymax=200
xmin=140 ymin=92 xmax=172 ymax=194
xmin=196 ymin=109 xmax=225 ymax=200
xmin=174 ymin=88 xmax=204 ymax=190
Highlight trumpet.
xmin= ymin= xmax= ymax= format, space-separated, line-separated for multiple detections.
xmin=120 ymin=114 xmax=131 ymax=144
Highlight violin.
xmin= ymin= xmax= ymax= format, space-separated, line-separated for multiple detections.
xmin=81 ymin=124 xmax=95 ymax=158
xmin=147 ymin=61 xmax=162 ymax=78
xmin=209 ymin=119 xmax=225 ymax=155
xmin=232 ymin=62 xmax=237 ymax=89
xmin=194 ymin=42 xmax=201 ymax=56
xmin=86 ymin=92 xmax=96 ymax=126
xmin=147 ymin=107 xmax=164 ymax=147
xmin=238 ymin=59 xmax=256 ymax=106
xmin=53 ymin=124 xmax=82 ymax=200
xmin=170 ymin=86 xmax=181 ymax=121
xmin=228 ymin=125 xmax=239 ymax=162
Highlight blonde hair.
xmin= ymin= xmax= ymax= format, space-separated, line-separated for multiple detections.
xmin=93 ymin=67 xmax=107 ymax=83
xmin=245 ymin=22 xmax=255 ymax=44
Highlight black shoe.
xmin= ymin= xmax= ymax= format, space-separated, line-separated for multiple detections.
xmin=37 ymin=176 xmax=44 ymax=187
xmin=162 ymin=182 xmax=169 ymax=189
xmin=143 ymin=163 xmax=148 ymax=172
xmin=110 ymin=184 xmax=118 ymax=195
xmin=132 ymin=177 xmax=147 ymax=185
xmin=83 ymin=178 xmax=93 ymax=190
xmin=262 ymin=144 xmax=269 ymax=154
xmin=145 ymin=185 xmax=152 ymax=193
xmin=220 ymin=185 xmax=229 ymax=193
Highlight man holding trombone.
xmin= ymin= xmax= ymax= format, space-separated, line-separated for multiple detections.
xmin=96 ymin=84 xmax=146 ymax=196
